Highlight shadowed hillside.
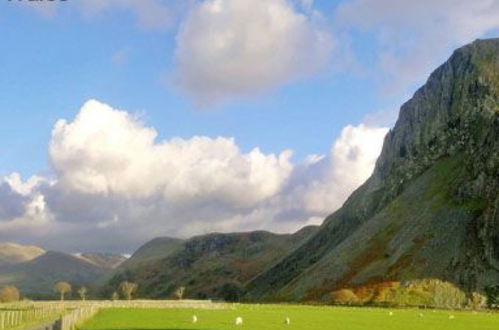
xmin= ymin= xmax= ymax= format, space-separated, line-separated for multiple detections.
xmin=0 ymin=251 xmax=123 ymax=297
xmin=105 ymin=226 xmax=318 ymax=301
xmin=118 ymin=237 xmax=184 ymax=270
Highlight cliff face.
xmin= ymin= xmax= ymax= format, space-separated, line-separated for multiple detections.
xmin=247 ymin=38 xmax=499 ymax=301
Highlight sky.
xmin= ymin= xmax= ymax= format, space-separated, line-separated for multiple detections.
xmin=1 ymin=0 xmax=499 ymax=253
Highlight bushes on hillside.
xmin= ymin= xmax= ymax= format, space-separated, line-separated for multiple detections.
xmin=485 ymin=285 xmax=499 ymax=308
xmin=330 ymin=289 xmax=359 ymax=305
xmin=467 ymin=292 xmax=487 ymax=309
xmin=331 ymin=279 xmax=488 ymax=309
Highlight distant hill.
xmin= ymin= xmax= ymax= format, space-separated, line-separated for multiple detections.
xmin=0 ymin=242 xmax=45 ymax=267
xmin=118 ymin=237 xmax=184 ymax=270
xmin=105 ymin=226 xmax=318 ymax=301
xmin=0 ymin=251 xmax=120 ymax=298
xmin=246 ymin=38 xmax=499 ymax=301
xmin=74 ymin=253 xmax=127 ymax=270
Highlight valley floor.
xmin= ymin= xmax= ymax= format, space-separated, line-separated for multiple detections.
xmin=81 ymin=305 xmax=499 ymax=330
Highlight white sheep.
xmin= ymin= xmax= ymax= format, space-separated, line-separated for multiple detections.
xmin=418 ymin=313 xmax=424 ymax=318
xmin=235 ymin=316 xmax=243 ymax=326
xmin=388 ymin=311 xmax=393 ymax=316
xmin=284 ymin=317 xmax=291 ymax=325
xmin=192 ymin=315 xmax=198 ymax=323
xmin=449 ymin=315 xmax=455 ymax=320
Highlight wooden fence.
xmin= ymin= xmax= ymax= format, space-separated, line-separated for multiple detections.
xmin=0 ymin=300 xmax=232 ymax=329
xmin=57 ymin=307 xmax=100 ymax=330
xmin=0 ymin=305 xmax=65 ymax=330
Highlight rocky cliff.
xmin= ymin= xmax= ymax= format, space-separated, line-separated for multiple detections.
xmin=246 ymin=38 xmax=499 ymax=301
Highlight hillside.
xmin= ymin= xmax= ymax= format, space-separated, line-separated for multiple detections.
xmin=0 ymin=251 xmax=109 ymax=297
xmin=74 ymin=253 xmax=127 ymax=270
xmin=106 ymin=226 xmax=318 ymax=300
xmin=246 ymin=38 xmax=499 ymax=301
xmin=117 ymin=237 xmax=184 ymax=270
xmin=0 ymin=242 xmax=45 ymax=268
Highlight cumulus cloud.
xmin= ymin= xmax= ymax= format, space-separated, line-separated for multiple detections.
xmin=50 ymin=100 xmax=293 ymax=207
xmin=0 ymin=182 xmax=27 ymax=220
xmin=335 ymin=0 xmax=499 ymax=94
xmin=174 ymin=0 xmax=333 ymax=105
xmin=299 ymin=124 xmax=387 ymax=213
xmin=1 ymin=100 xmax=387 ymax=252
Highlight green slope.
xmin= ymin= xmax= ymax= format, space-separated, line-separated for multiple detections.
xmin=118 ymin=237 xmax=184 ymax=270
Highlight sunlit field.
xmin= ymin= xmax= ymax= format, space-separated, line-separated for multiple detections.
xmin=81 ymin=305 xmax=499 ymax=330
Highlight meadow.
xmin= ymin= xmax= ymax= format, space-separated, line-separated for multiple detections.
xmin=81 ymin=304 xmax=499 ymax=330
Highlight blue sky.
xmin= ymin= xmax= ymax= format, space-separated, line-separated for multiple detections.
xmin=0 ymin=0 xmax=390 ymax=178
xmin=1 ymin=0 xmax=499 ymax=252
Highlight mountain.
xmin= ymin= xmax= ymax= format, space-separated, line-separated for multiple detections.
xmin=246 ymin=38 xmax=499 ymax=301
xmin=0 ymin=251 xmax=110 ymax=297
xmin=106 ymin=226 xmax=318 ymax=300
xmin=118 ymin=237 xmax=184 ymax=270
xmin=74 ymin=253 xmax=127 ymax=270
xmin=0 ymin=242 xmax=45 ymax=268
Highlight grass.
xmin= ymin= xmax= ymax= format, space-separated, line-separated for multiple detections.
xmin=80 ymin=304 xmax=499 ymax=330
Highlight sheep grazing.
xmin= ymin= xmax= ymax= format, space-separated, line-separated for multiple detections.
xmin=418 ymin=313 xmax=424 ymax=318
xmin=192 ymin=315 xmax=198 ymax=323
xmin=388 ymin=311 xmax=393 ymax=316
xmin=449 ymin=315 xmax=455 ymax=320
xmin=284 ymin=317 xmax=291 ymax=325
xmin=235 ymin=316 xmax=243 ymax=326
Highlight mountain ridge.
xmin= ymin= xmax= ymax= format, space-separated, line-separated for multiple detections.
xmin=0 ymin=242 xmax=46 ymax=267
xmin=105 ymin=226 xmax=318 ymax=300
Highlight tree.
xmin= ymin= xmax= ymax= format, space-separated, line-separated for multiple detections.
xmin=331 ymin=289 xmax=359 ymax=305
xmin=54 ymin=281 xmax=72 ymax=301
xmin=119 ymin=281 xmax=137 ymax=300
xmin=111 ymin=291 xmax=119 ymax=301
xmin=0 ymin=285 xmax=20 ymax=303
xmin=78 ymin=286 xmax=88 ymax=301
xmin=174 ymin=286 xmax=185 ymax=300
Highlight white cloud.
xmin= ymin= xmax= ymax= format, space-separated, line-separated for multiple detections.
xmin=335 ymin=0 xmax=499 ymax=94
xmin=299 ymin=124 xmax=388 ymax=214
xmin=50 ymin=100 xmax=293 ymax=207
xmin=1 ymin=100 xmax=387 ymax=252
xmin=174 ymin=0 xmax=333 ymax=105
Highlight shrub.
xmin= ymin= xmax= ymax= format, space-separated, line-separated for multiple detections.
xmin=485 ymin=285 xmax=499 ymax=308
xmin=331 ymin=289 xmax=359 ymax=305
xmin=467 ymin=292 xmax=487 ymax=309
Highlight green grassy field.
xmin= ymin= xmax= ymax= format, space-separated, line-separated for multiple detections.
xmin=80 ymin=305 xmax=499 ymax=330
